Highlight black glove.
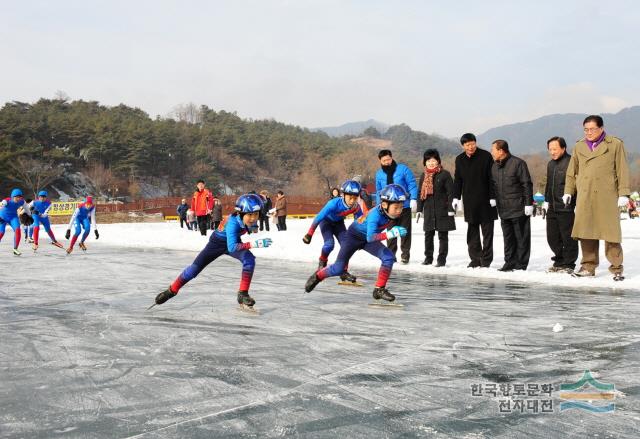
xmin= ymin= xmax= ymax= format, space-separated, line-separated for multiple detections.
xmin=95 ymin=230 xmax=99 ymax=240
xmin=302 ymin=234 xmax=312 ymax=244
xmin=65 ymin=229 xmax=70 ymax=240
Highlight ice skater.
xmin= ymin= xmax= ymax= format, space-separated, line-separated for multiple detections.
xmin=65 ymin=196 xmax=99 ymax=254
xmin=154 ymin=194 xmax=273 ymax=309
xmin=29 ymin=190 xmax=64 ymax=251
xmin=304 ymin=184 xmax=408 ymax=303
xmin=0 ymin=188 xmax=31 ymax=255
xmin=302 ymin=179 xmax=363 ymax=284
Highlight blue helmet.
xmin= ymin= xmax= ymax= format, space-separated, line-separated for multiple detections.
xmin=38 ymin=190 xmax=48 ymax=198
xmin=235 ymin=194 xmax=264 ymax=213
xmin=340 ymin=180 xmax=361 ymax=196
xmin=379 ymin=184 xmax=408 ymax=203
xmin=10 ymin=188 xmax=23 ymax=198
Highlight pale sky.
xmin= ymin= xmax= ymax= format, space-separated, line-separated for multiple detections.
xmin=2 ymin=0 xmax=639 ymax=136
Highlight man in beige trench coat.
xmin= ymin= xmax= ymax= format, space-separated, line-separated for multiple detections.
xmin=563 ymin=115 xmax=630 ymax=281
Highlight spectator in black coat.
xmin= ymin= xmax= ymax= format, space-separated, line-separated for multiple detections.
xmin=491 ymin=139 xmax=534 ymax=271
xmin=259 ymin=190 xmax=272 ymax=232
xmin=211 ymin=197 xmax=223 ymax=230
xmin=176 ymin=199 xmax=190 ymax=230
xmin=544 ymin=136 xmax=578 ymax=273
xmin=417 ymin=149 xmax=456 ymax=267
xmin=452 ymin=133 xmax=498 ymax=268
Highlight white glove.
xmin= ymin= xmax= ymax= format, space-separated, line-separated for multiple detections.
xmin=543 ymin=202 xmax=549 ymax=211
xmin=489 ymin=199 xmax=497 ymax=207
xmin=251 ymin=238 xmax=273 ymax=248
xmin=267 ymin=208 xmax=276 ymax=215
xmin=524 ymin=205 xmax=534 ymax=216
xmin=0 ymin=199 xmax=6 ymax=207
xmin=448 ymin=211 xmax=455 ymax=216
xmin=415 ymin=212 xmax=422 ymax=222
xmin=618 ymin=196 xmax=629 ymax=207
xmin=562 ymin=194 xmax=572 ymax=205
xmin=410 ymin=199 xmax=418 ymax=213
xmin=452 ymin=198 xmax=460 ymax=211
xmin=386 ymin=226 xmax=407 ymax=239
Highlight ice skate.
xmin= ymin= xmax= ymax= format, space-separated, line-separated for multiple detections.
xmin=79 ymin=242 xmax=87 ymax=251
xmin=237 ymin=291 xmax=259 ymax=314
xmin=369 ymin=287 xmax=403 ymax=308
xmin=12 ymin=248 xmax=21 ymax=256
xmin=66 ymin=247 xmax=73 ymax=255
xmin=149 ymin=288 xmax=177 ymax=309
xmin=338 ymin=271 xmax=363 ymax=287
xmin=318 ymin=259 xmax=327 ymax=270
xmin=305 ymin=273 xmax=321 ymax=293
xmin=32 ymin=244 xmax=38 ymax=252
xmin=51 ymin=241 xmax=64 ymax=249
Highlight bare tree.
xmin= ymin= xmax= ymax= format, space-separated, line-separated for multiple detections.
xmin=85 ymin=163 xmax=116 ymax=197
xmin=171 ymin=103 xmax=202 ymax=124
xmin=7 ymin=157 xmax=63 ymax=198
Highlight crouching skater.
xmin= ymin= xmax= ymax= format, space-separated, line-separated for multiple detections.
xmin=154 ymin=194 xmax=272 ymax=309
xmin=304 ymin=184 xmax=408 ymax=302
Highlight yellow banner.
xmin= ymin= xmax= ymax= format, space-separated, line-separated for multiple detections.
xmin=49 ymin=202 xmax=80 ymax=216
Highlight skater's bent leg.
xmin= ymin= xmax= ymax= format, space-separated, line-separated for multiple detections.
xmin=230 ymin=250 xmax=256 ymax=291
xmin=171 ymin=240 xmax=225 ymax=293
xmin=319 ymin=221 xmax=335 ymax=261
xmin=11 ymin=218 xmax=21 ymax=249
xmin=364 ymin=242 xmax=395 ymax=287
xmin=80 ymin=218 xmax=91 ymax=243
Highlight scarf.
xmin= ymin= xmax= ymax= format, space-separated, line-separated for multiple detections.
xmin=381 ymin=160 xmax=397 ymax=185
xmin=585 ymin=131 xmax=606 ymax=151
xmin=420 ymin=165 xmax=441 ymax=200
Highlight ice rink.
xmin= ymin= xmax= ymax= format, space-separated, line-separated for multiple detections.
xmin=1 ymin=243 xmax=639 ymax=438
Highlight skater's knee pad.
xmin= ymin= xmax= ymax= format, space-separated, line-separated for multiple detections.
xmin=380 ymin=249 xmax=395 ymax=267
xmin=241 ymin=251 xmax=256 ymax=270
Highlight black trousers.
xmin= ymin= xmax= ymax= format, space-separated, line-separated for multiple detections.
xmin=500 ymin=216 xmax=531 ymax=270
xmin=467 ymin=221 xmax=494 ymax=267
xmin=197 ymin=215 xmax=210 ymax=236
xmin=546 ymin=211 xmax=578 ymax=269
xmin=179 ymin=216 xmax=191 ymax=230
xmin=387 ymin=207 xmax=412 ymax=261
xmin=424 ymin=230 xmax=448 ymax=264
xmin=277 ymin=216 xmax=287 ymax=231
xmin=259 ymin=215 xmax=270 ymax=231
xmin=211 ymin=221 xmax=221 ymax=231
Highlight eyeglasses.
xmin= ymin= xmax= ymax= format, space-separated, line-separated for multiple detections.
xmin=583 ymin=127 xmax=602 ymax=133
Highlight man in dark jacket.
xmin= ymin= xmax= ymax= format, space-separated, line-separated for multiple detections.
xmin=452 ymin=133 xmax=498 ymax=268
xmin=544 ymin=136 xmax=578 ymax=273
xmin=259 ymin=190 xmax=272 ymax=231
xmin=491 ymin=139 xmax=534 ymax=271
xmin=176 ymin=199 xmax=190 ymax=230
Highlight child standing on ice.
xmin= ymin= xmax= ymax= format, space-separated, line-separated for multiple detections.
xmin=0 ymin=188 xmax=31 ymax=255
xmin=29 ymin=190 xmax=64 ymax=251
xmin=65 ymin=196 xmax=99 ymax=254
xmin=304 ymin=184 xmax=409 ymax=303
xmin=302 ymin=179 xmax=363 ymax=284
xmin=154 ymin=194 xmax=273 ymax=309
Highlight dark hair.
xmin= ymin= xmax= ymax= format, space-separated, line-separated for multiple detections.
xmin=196 ymin=179 xmax=205 ymax=184
xmin=277 ymin=190 xmax=284 ymax=195
xmin=423 ymin=148 xmax=441 ymax=166
xmin=583 ymin=115 xmax=604 ymax=127
xmin=460 ymin=133 xmax=476 ymax=145
xmin=492 ymin=139 xmax=510 ymax=153
xmin=378 ymin=149 xmax=392 ymax=159
xmin=547 ymin=136 xmax=567 ymax=149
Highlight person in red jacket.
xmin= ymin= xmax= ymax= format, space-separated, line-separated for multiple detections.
xmin=191 ymin=180 xmax=214 ymax=236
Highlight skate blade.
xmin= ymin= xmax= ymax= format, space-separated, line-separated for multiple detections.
xmin=238 ymin=304 xmax=260 ymax=315
xmin=338 ymin=281 xmax=363 ymax=287
xmin=368 ymin=301 xmax=404 ymax=308
xmin=147 ymin=303 xmax=157 ymax=310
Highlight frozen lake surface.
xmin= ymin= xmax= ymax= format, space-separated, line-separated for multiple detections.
xmin=1 ymin=245 xmax=639 ymax=438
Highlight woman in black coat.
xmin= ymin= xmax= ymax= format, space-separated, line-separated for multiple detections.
xmin=417 ymin=149 xmax=456 ymax=266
